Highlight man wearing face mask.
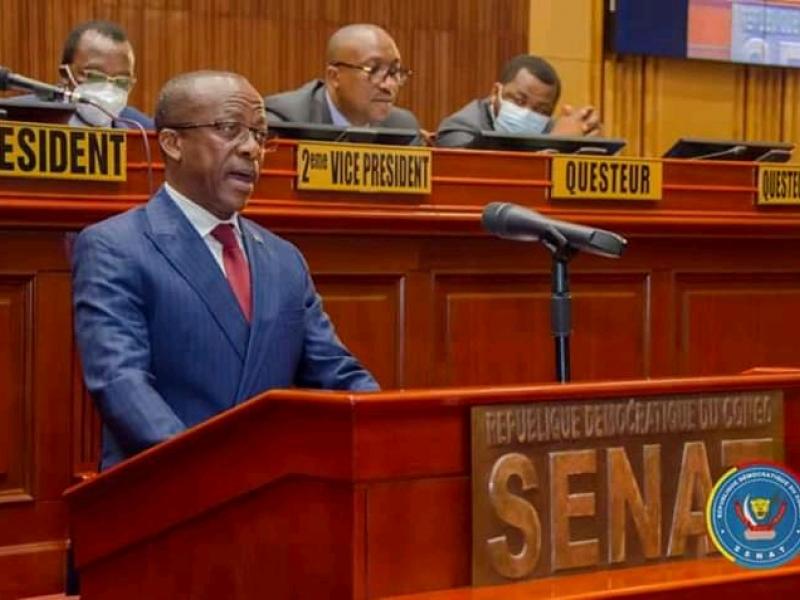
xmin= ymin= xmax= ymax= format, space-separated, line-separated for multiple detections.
xmin=264 ymin=24 xmax=420 ymax=132
xmin=59 ymin=20 xmax=153 ymax=129
xmin=436 ymin=54 xmax=602 ymax=148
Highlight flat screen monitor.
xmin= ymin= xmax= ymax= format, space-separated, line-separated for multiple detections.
xmin=341 ymin=126 xmax=419 ymax=146
xmin=268 ymin=121 xmax=419 ymax=146
xmin=609 ymin=0 xmax=800 ymax=69
xmin=476 ymin=131 xmax=626 ymax=155
xmin=662 ymin=137 xmax=794 ymax=161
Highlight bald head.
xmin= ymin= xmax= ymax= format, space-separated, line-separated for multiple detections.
xmin=155 ymin=70 xmax=255 ymax=129
xmin=324 ymin=24 xmax=405 ymax=126
xmin=326 ymin=24 xmax=394 ymax=63
xmin=155 ymin=70 xmax=267 ymax=219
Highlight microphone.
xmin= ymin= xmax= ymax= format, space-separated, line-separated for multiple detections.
xmin=0 ymin=66 xmax=83 ymax=103
xmin=692 ymin=145 xmax=747 ymax=161
xmin=481 ymin=202 xmax=627 ymax=258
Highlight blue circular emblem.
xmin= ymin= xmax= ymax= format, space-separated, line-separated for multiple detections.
xmin=707 ymin=463 xmax=800 ymax=569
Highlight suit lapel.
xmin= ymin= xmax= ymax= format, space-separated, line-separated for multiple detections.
xmin=144 ymin=189 xmax=249 ymax=361
xmin=311 ymin=81 xmax=333 ymax=124
xmin=234 ymin=219 xmax=285 ymax=401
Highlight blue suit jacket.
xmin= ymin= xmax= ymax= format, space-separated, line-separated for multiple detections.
xmin=73 ymin=188 xmax=378 ymax=469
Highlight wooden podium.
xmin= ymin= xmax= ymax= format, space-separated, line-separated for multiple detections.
xmin=65 ymin=372 xmax=800 ymax=599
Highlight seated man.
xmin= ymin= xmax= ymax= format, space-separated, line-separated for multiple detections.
xmin=264 ymin=23 xmax=419 ymax=130
xmin=59 ymin=20 xmax=153 ymax=128
xmin=436 ymin=54 xmax=602 ymax=148
xmin=73 ymin=70 xmax=378 ymax=470
xmin=4 ymin=20 xmax=153 ymax=128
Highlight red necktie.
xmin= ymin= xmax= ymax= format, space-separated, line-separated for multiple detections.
xmin=211 ymin=224 xmax=251 ymax=321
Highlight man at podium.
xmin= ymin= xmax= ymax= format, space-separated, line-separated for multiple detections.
xmin=436 ymin=54 xmax=603 ymax=147
xmin=72 ymin=71 xmax=378 ymax=471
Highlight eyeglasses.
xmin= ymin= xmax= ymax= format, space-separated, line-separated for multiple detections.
xmin=62 ymin=65 xmax=137 ymax=92
xmin=163 ymin=121 xmax=277 ymax=149
xmin=330 ymin=61 xmax=413 ymax=86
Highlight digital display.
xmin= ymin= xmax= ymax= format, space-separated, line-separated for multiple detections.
xmin=689 ymin=1 xmax=800 ymax=66
xmin=611 ymin=0 xmax=800 ymax=68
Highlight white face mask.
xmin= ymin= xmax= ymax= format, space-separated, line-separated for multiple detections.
xmin=495 ymin=98 xmax=551 ymax=135
xmin=74 ymin=81 xmax=128 ymax=127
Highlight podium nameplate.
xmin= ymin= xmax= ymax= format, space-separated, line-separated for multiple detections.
xmin=471 ymin=390 xmax=783 ymax=585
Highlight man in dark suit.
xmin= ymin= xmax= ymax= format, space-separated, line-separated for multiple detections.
xmin=436 ymin=54 xmax=602 ymax=148
xmin=73 ymin=70 xmax=378 ymax=470
xmin=2 ymin=20 xmax=153 ymax=129
xmin=59 ymin=20 xmax=153 ymax=129
xmin=265 ymin=24 xmax=419 ymax=129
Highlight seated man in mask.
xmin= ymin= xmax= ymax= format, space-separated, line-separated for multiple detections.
xmin=264 ymin=24 xmax=419 ymax=130
xmin=436 ymin=54 xmax=601 ymax=148
xmin=58 ymin=20 xmax=153 ymax=128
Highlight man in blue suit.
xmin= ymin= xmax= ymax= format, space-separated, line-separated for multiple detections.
xmin=73 ymin=70 xmax=379 ymax=470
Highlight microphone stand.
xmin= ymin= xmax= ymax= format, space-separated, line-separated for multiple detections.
xmin=540 ymin=226 xmax=575 ymax=383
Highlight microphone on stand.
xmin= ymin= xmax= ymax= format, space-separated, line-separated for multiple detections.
xmin=481 ymin=202 xmax=627 ymax=258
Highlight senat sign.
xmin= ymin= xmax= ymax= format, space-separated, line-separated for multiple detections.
xmin=471 ymin=391 xmax=783 ymax=585
xmin=0 ymin=120 xmax=126 ymax=182
xmin=550 ymin=156 xmax=662 ymax=201
xmin=296 ymin=141 xmax=431 ymax=194
xmin=757 ymin=165 xmax=800 ymax=205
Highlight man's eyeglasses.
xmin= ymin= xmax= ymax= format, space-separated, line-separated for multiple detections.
xmin=330 ymin=61 xmax=413 ymax=86
xmin=163 ymin=121 xmax=277 ymax=149
xmin=62 ymin=65 xmax=137 ymax=92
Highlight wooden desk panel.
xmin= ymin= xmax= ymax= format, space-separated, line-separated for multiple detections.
xmin=2 ymin=134 xmax=800 ymax=596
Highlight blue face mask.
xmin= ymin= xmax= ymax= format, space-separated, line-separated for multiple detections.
xmin=495 ymin=98 xmax=551 ymax=135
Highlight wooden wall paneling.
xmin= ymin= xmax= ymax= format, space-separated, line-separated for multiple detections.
xmin=0 ymin=232 xmax=74 ymax=597
xmin=645 ymin=57 xmax=747 ymax=159
xmin=783 ymin=68 xmax=800 ymax=152
xmin=34 ymin=272 xmax=75 ymax=498
xmin=0 ymin=275 xmax=33 ymax=504
xmin=312 ymin=274 xmax=405 ymax=390
xmin=529 ymin=0 xmax=605 ymax=116
xmin=402 ymin=270 xmax=437 ymax=389
xmin=432 ymin=268 xmax=649 ymax=386
xmin=1 ymin=0 xmax=530 ymax=132
xmin=744 ymin=65 xmax=785 ymax=142
xmin=602 ymin=53 xmax=646 ymax=157
xmin=676 ymin=272 xmax=800 ymax=376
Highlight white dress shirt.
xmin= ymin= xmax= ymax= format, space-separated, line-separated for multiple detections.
xmin=163 ymin=182 xmax=248 ymax=274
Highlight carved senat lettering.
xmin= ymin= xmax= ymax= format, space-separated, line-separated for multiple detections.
xmin=607 ymin=445 xmax=661 ymax=563
xmin=667 ymin=441 xmax=713 ymax=557
xmin=550 ymin=449 xmax=598 ymax=571
xmin=487 ymin=452 xmax=542 ymax=579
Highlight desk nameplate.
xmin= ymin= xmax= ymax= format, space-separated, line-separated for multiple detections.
xmin=0 ymin=119 xmax=126 ymax=182
xmin=296 ymin=141 xmax=431 ymax=194
xmin=758 ymin=165 xmax=800 ymax=206
xmin=550 ymin=156 xmax=662 ymax=201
